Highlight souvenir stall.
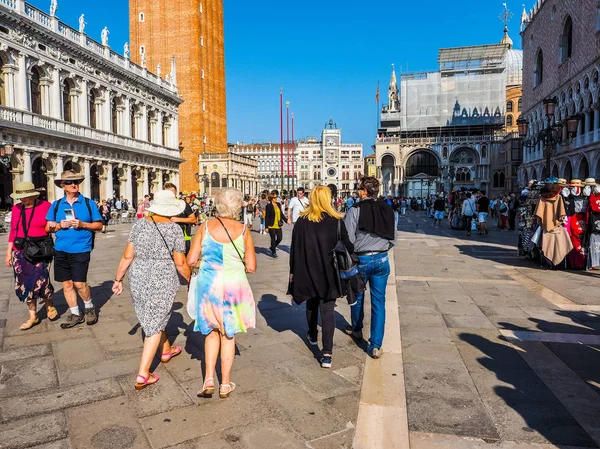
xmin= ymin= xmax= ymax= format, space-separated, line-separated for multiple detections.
xmin=517 ymin=181 xmax=542 ymax=259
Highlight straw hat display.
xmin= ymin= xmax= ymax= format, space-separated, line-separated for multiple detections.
xmin=569 ymin=179 xmax=584 ymax=188
xmin=584 ymin=178 xmax=597 ymax=186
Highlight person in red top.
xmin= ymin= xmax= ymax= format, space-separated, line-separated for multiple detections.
xmin=4 ymin=182 xmax=57 ymax=329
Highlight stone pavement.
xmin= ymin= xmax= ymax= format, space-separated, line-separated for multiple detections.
xmin=3 ymin=211 xmax=600 ymax=449
xmin=395 ymin=210 xmax=600 ymax=449
xmin=0 ymin=222 xmax=365 ymax=449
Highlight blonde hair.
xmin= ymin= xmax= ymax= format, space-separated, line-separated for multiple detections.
xmin=300 ymin=185 xmax=343 ymax=222
xmin=214 ymin=188 xmax=243 ymax=219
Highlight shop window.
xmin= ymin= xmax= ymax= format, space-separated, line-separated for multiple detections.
xmin=560 ymin=16 xmax=573 ymax=63
xmin=507 ymin=101 xmax=513 ymax=112
xmin=534 ymin=50 xmax=543 ymax=87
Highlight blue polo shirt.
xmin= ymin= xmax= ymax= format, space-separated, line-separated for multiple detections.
xmin=46 ymin=194 xmax=102 ymax=253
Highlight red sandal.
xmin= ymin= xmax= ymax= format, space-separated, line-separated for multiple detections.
xmin=161 ymin=345 xmax=182 ymax=363
xmin=135 ymin=373 xmax=159 ymax=390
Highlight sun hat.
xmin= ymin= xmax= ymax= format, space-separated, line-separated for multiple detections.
xmin=10 ymin=181 xmax=40 ymax=200
xmin=569 ymin=179 xmax=584 ymax=187
xmin=557 ymin=178 xmax=568 ymax=186
xmin=146 ymin=190 xmax=186 ymax=217
xmin=584 ymin=177 xmax=597 ymax=186
xmin=54 ymin=170 xmax=85 ymax=187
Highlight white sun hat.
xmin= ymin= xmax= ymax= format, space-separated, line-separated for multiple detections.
xmin=146 ymin=190 xmax=186 ymax=217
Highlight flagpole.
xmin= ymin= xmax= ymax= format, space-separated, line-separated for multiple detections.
xmin=286 ymin=101 xmax=290 ymax=194
xmin=280 ymin=88 xmax=284 ymax=193
xmin=292 ymin=112 xmax=295 ymax=191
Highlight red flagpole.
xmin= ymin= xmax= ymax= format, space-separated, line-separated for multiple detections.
xmin=286 ymin=101 xmax=290 ymax=193
xmin=292 ymin=112 xmax=295 ymax=189
xmin=279 ymin=88 xmax=283 ymax=193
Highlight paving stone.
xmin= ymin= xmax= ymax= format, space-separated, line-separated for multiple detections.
xmin=4 ymin=314 xmax=48 ymax=336
xmin=0 ymin=343 xmax=51 ymax=363
xmin=322 ymin=390 xmax=360 ymax=424
xmin=0 ymin=355 xmax=58 ymax=399
xmin=221 ymin=418 xmax=307 ymax=449
xmin=141 ymin=391 xmax=270 ymax=448
xmin=0 ymin=377 xmax=123 ymax=422
xmin=401 ymin=325 xmax=453 ymax=345
xmin=58 ymin=353 xmax=141 ymax=386
xmin=478 ymin=305 xmax=530 ymax=318
xmin=399 ymin=313 xmax=446 ymax=327
xmin=0 ymin=412 xmax=68 ymax=449
xmin=3 ymin=326 xmax=93 ymax=348
xmin=91 ymin=320 xmax=144 ymax=356
xmin=403 ymin=341 xmax=466 ymax=367
xmin=29 ymin=439 xmax=73 ymax=449
xmin=264 ymin=383 xmax=349 ymax=441
xmin=443 ymin=315 xmax=496 ymax=329
xmin=230 ymin=342 xmax=303 ymax=372
xmin=309 ymin=428 xmax=355 ymax=449
xmin=333 ymin=364 xmax=363 ymax=386
xmin=164 ymin=432 xmax=234 ymax=449
xmin=277 ymin=355 xmax=359 ymax=401
xmin=53 ymin=337 xmax=106 ymax=370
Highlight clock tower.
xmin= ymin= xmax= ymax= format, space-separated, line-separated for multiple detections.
xmin=322 ymin=118 xmax=341 ymax=183
xmin=129 ymin=0 xmax=227 ymax=191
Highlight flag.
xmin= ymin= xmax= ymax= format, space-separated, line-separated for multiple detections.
xmin=375 ymin=82 xmax=380 ymax=103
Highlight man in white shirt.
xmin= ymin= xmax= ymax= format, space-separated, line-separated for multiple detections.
xmin=287 ymin=187 xmax=309 ymax=224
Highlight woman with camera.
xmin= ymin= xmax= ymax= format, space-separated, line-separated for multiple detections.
xmin=4 ymin=182 xmax=57 ymax=330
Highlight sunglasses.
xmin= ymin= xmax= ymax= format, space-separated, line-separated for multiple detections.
xmin=63 ymin=180 xmax=81 ymax=186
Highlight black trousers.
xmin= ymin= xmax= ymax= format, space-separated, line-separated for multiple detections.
xmin=306 ymin=298 xmax=335 ymax=354
xmin=508 ymin=211 xmax=517 ymax=230
xmin=268 ymin=228 xmax=282 ymax=252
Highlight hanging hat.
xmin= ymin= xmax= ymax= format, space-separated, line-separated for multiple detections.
xmin=557 ymin=178 xmax=568 ymax=186
xmin=10 ymin=181 xmax=40 ymax=200
xmin=54 ymin=170 xmax=85 ymax=187
xmin=584 ymin=177 xmax=597 ymax=186
xmin=146 ymin=189 xmax=186 ymax=217
xmin=569 ymin=179 xmax=583 ymax=187
xmin=545 ymin=176 xmax=559 ymax=184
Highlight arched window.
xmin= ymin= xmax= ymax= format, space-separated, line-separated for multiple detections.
xmin=506 ymin=115 xmax=513 ymax=127
xmin=507 ymin=101 xmax=513 ymax=112
xmin=481 ymin=145 xmax=488 ymax=158
xmin=493 ymin=172 xmax=499 ymax=188
xmin=88 ymin=90 xmax=97 ymax=129
xmin=111 ymin=97 xmax=118 ymax=133
xmin=406 ymin=151 xmax=438 ymax=177
xmin=146 ymin=112 xmax=152 ymax=142
xmin=442 ymin=146 xmax=448 ymax=158
xmin=130 ymin=105 xmax=136 ymax=138
xmin=518 ymin=98 xmax=522 ymax=111
xmin=30 ymin=67 xmax=41 ymax=114
xmin=560 ymin=16 xmax=573 ymax=63
xmin=499 ymin=171 xmax=505 ymax=188
xmin=162 ymin=116 xmax=168 ymax=146
xmin=534 ymin=50 xmax=543 ymax=87
xmin=62 ymin=79 xmax=71 ymax=122
xmin=211 ymin=172 xmax=220 ymax=188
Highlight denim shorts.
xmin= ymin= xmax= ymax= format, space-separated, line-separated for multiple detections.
xmin=434 ymin=210 xmax=444 ymax=220
xmin=478 ymin=212 xmax=488 ymax=223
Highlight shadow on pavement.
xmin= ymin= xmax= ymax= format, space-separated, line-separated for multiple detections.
xmin=41 ymin=281 xmax=115 ymax=320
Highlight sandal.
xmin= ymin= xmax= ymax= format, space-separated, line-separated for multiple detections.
xmin=197 ymin=377 xmax=215 ymax=397
xmin=46 ymin=305 xmax=59 ymax=321
xmin=160 ymin=345 xmax=182 ymax=363
xmin=135 ymin=373 xmax=160 ymax=390
xmin=20 ymin=317 xmax=40 ymax=331
xmin=219 ymin=382 xmax=236 ymax=399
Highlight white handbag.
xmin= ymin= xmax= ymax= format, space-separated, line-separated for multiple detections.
xmin=186 ymin=270 xmax=199 ymax=320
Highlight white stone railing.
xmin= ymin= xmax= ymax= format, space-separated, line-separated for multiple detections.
xmin=0 ymin=106 xmax=181 ymax=159
xmin=0 ymin=0 xmax=177 ymax=94
xmin=376 ymin=135 xmax=504 ymax=145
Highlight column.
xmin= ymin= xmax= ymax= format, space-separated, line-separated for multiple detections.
xmin=141 ymin=167 xmax=149 ymax=196
xmin=78 ymin=79 xmax=88 ymax=126
xmin=123 ymin=165 xmax=132 ymax=202
xmin=154 ymin=116 xmax=162 ymax=145
xmin=172 ymin=171 xmax=180 ymax=190
xmin=16 ymin=53 xmax=27 ymax=110
xmin=40 ymin=78 xmax=51 ymax=116
xmin=54 ymin=155 xmax=64 ymax=199
xmin=51 ymin=67 xmax=61 ymax=119
xmin=585 ymin=111 xmax=592 ymax=144
xmin=140 ymin=105 xmax=148 ymax=141
xmin=156 ymin=169 xmax=163 ymax=190
xmin=22 ymin=150 xmax=32 ymax=182
xmin=104 ymin=162 xmax=113 ymax=200
xmin=103 ymin=90 xmax=111 ymax=131
xmin=69 ymin=88 xmax=79 ymax=124
xmin=171 ymin=116 xmax=179 ymax=149
xmin=123 ymin=98 xmax=131 ymax=137
xmin=594 ymin=105 xmax=600 ymax=142
xmin=82 ymin=159 xmax=91 ymax=197
xmin=3 ymin=66 xmax=16 ymax=107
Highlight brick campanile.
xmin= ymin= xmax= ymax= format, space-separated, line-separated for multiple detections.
xmin=129 ymin=0 xmax=227 ymax=192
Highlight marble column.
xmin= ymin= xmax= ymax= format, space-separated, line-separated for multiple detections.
xmin=82 ymin=159 xmax=91 ymax=197
xmin=156 ymin=169 xmax=163 ymax=190
xmin=16 ymin=53 xmax=27 ymax=110
xmin=141 ymin=168 xmax=149 ymax=196
xmin=40 ymin=79 xmax=51 ymax=116
xmin=105 ymin=162 xmax=113 ymax=200
xmin=2 ymin=66 xmax=16 ymax=108
xmin=594 ymin=105 xmax=600 ymax=142
xmin=123 ymin=165 xmax=132 ymax=203
xmin=54 ymin=154 xmax=64 ymax=199
xmin=22 ymin=150 xmax=32 ymax=183
xmin=78 ymin=79 xmax=88 ymax=126
xmin=171 ymin=117 xmax=179 ymax=149
xmin=51 ymin=67 xmax=61 ymax=119
xmin=103 ymin=90 xmax=111 ymax=131
xmin=124 ymin=98 xmax=131 ymax=137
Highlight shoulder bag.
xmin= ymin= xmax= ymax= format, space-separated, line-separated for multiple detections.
xmin=216 ymin=217 xmax=247 ymax=270
xmin=16 ymin=201 xmax=55 ymax=264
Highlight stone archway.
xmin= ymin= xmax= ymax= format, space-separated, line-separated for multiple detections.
xmin=0 ymin=162 xmax=12 ymax=209
xmin=113 ymin=167 xmax=121 ymax=199
xmin=578 ymin=156 xmax=590 ymax=179
xmin=31 ymin=157 xmax=48 ymax=198
xmin=564 ymin=160 xmax=573 ymax=180
xmin=405 ymin=150 xmax=439 ymax=198
xmin=381 ymin=154 xmax=395 ymax=195
xmin=90 ymin=164 xmax=101 ymax=201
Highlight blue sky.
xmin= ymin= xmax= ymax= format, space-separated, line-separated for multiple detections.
xmin=29 ymin=0 xmax=524 ymax=154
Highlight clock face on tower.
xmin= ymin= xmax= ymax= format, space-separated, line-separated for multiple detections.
xmin=326 ymin=138 xmax=335 ymax=146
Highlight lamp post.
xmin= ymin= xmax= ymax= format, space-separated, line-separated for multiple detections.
xmin=194 ymin=165 xmax=210 ymax=198
xmin=517 ymin=98 xmax=582 ymax=179
xmin=0 ymin=143 xmax=14 ymax=167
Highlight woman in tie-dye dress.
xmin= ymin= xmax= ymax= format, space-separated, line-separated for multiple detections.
xmin=187 ymin=188 xmax=257 ymax=399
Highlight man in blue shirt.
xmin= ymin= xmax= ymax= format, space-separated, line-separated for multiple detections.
xmin=46 ymin=170 xmax=103 ymax=328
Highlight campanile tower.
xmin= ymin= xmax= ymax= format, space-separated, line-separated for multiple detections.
xmin=129 ymin=0 xmax=227 ymax=191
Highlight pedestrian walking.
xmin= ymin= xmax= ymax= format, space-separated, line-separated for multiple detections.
xmin=477 ymin=190 xmax=490 ymax=235
xmin=258 ymin=192 xmax=268 ymax=234
xmin=45 ymin=170 xmax=103 ymax=329
xmin=164 ymin=183 xmax=196 ymax=254
xmin=433 ymin=194 xmax=445 ymax=227
xmin=187 ymin=188 xmax=256 ymax=398
xmin=288 ymin=186 xmax=354 ymax=368
xmin=508 ymin=193 xmax=519 ymax=231
xmin=499 ymin=197 xmax=509 ymax=230
xmin=112 ymin=190 xmax=191 ymax=390
xmin=5 ymin=182 xmax=57 ymax=329
xmin=461 ymin=192 xmax=476 ymax=236
xmin=265 ymin=190 xmax=287 ymax=258
xmin=136 ymin=199 xmax=144 ymax=219
xmin=99 ymin=199 xmax=111 ymax=233
xmin=343 ymin=177 xmax=396 ymax=358
xmin=287 ymin=187 xmax=309 ymax=225
xmin=244 ymin=198 xmax=256 ymax=229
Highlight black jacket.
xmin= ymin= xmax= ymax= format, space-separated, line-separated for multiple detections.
xmin=265 ymin=201 xmax=286 ymax=228
xmin=289 ymin=214 xmax=354 ymax=303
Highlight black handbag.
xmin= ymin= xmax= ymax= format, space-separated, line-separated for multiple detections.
xmin=333 ymin=220 xmax=359 ymax=280
xmin=16 ymin=201 xmax=54 ymax=263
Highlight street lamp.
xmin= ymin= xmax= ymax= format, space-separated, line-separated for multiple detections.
xmin=194 ymin=165 xmax=210 ymax=197
xmin=517 ymin=97 xmax=582 ymax=179
xmin=0 ymin=143 xmax=14 ymax=167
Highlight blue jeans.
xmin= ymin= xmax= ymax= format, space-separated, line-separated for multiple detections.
xmin=351 ymin=252 xmax=391 ymax=349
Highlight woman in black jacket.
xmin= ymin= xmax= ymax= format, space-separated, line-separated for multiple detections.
xmin=265 ymin=190 xmax=287 ymax=258
xmin=289 ymin=185 xmax=354 ymax=369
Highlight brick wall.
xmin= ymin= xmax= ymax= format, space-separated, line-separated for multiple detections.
xmin=129 ymin=0 xmax=227 ymax=192
xmin=522 ymin=0 xmax=600 ymax=114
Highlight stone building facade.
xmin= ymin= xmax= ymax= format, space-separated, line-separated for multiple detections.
xmin=197 ymin=152 xmax=259 ymax=197
xmin=0 ymin=0 xmax=182 ymax=209
xmin=519 ymin=0 xmax=600 ymax=184
xmin=129 ymin=0 xmax=227 ymax=192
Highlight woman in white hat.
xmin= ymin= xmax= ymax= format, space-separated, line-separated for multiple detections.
xmin=111 ymin=190 xmax=191 ymax=390
xmin=4 ymin=182 xmax=58 ymax=329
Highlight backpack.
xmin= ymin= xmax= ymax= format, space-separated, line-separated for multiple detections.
xmin=53 ymin=196 xmax=96 ymax=249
